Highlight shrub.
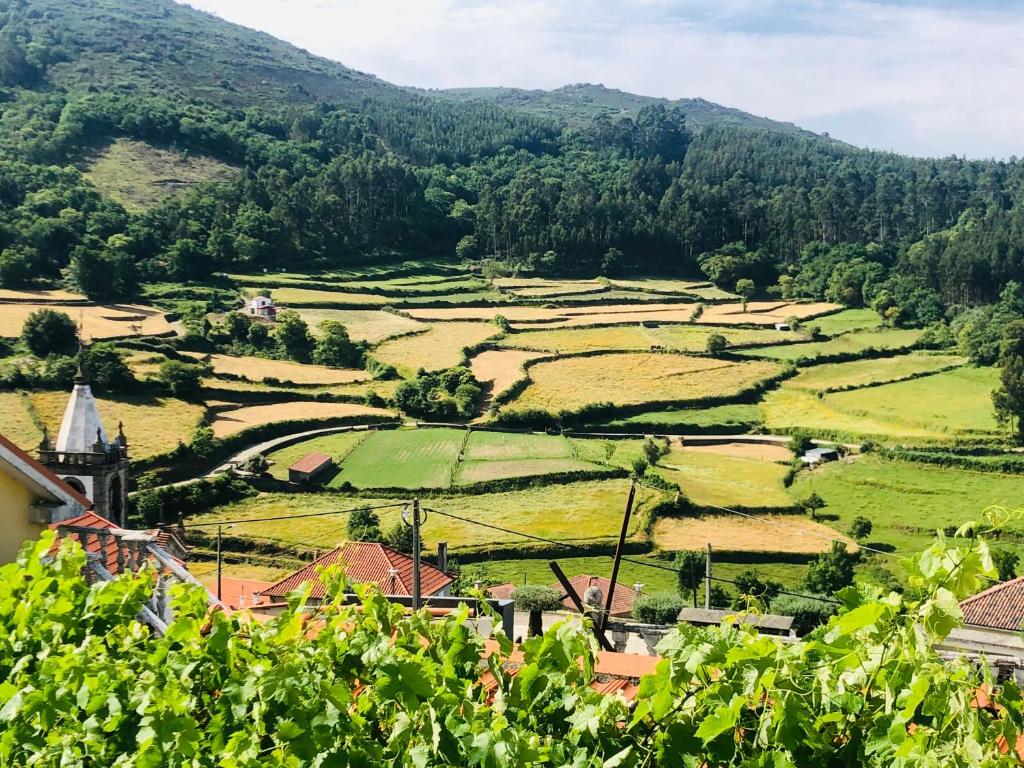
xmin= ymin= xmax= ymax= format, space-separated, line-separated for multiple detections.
xmin=992 ymin=547 xmax=1019 ymax=581
xmin=641 ymin=436 xmax=668 ymax=466
xmin=394 ymin=366 xmax=482 ymax=419
xmin=789 ymin=429 xmax=814 ymax=455
xmin=770 ymin=593 xmax=837 ymax=635
xmin=158 ymin=359 xmax=209 ymax=399
xmin=513 ymin=585 xmax=564 ymax=637
xmin=132 ymin=474 xmax=255 ymax=527
xmin=83 ymin=343 xmax=137 ymax=393
xmin=21 ymin=308 xmax=78 ymax=357
xmin=848 ymin=516 xmax=873 ymax=541
xmin=705 ymin=333 xmax=727 ymax=356
xmin=633 ymin=592 xmax=685 ymax=625
xmin=347 ymin=508 xmax=382 ymax=542
xmin=803 ymin=541 xmax=855 ymax=596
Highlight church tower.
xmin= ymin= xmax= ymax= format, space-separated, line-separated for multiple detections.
xmin=39 ymin=362 xmax=130 ymax=525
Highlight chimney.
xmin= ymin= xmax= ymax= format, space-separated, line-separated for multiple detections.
xmin=437 ymin=541 xmax=448 ymax=573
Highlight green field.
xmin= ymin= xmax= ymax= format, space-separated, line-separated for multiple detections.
xmin=785 ymin=353 xmax=966 ymax=392
xmin=764 ymin=366 xmax=1000 ymax=442
xmin=193 ymin=479 xmax=656 ymax=553
xmin=805 ymin=308 xmax=882 ymax=335
xmin=332 ymin=428 xmax=466 ymax=488
xmin=654 ymin=446 xmax=795 ymax=510
xmin=463 ymin=430 xmax=573 ymax=460
xmin=738 ymin=328 xmax=921 ymax=362
xmin=600 ymin=403 xmax=763 ymax=431
xmin=266 ymin=431 xmax=369 ymax=480
xmin=790 ymin=455 xmax=1024 ymax=557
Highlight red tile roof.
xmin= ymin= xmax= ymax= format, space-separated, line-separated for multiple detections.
xmin=487 ymin=583 xmax=517 ymax=600
xmin=289 ymin=452 xmax=333 ymax=474
xmin=550 ymin=575 xmax=640 ymax=618
xmin=201 ymin=577 xmax=274 ymax=610
xmin=0 ymin=431 xmax=91 ymax=509
xmin=960 ymin=576 xmax=1024 ymax=631
xmin=50 ymin=512 xmax=187 ymax=575
xmin=260 ymin=542 xmax=454 ymax=600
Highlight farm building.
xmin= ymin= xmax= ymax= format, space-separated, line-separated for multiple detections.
xmin=551 ymin=575 xmax=642 ymax=618
xmin=259 ymin=542 xmax=455 ymax=603
xmin=774 ymin=322 xmax=792 ymax=331
xmin=288 ymin=452 xmax=334 ymax=484
xmin=677 ymin=607 xmax=796 ymax=637
xmin=247 ymin=296 xmax=277 ymax=319
xmin=801 ymin=447 xmax=839 ymax=465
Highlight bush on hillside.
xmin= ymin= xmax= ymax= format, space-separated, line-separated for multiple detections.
xmin=21 ymin=308 xmax=78 ymax=357
xmin=633 ymin=592 xmax=685 ymax=625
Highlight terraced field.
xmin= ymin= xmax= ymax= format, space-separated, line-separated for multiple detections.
xmin=498 ymin=324 xmax=801 ymax=354
xmin=503 ymin=353 xmax=784 ymax=413
xmin=653 ymin=444 xmax=795 ymax=510
xmin=291 ymin=309 xmax=426 ymax=343
xmin=653 ymin=515 xmax=853 ymax=554
xmin=739 ymin=328 xmax=922 ymax=362
xmin=332 ymin=428 xmax=465 ymax=488
xmin=186 ymin=353 xmax=370 ymax=385
xmin=265 ymin=431 xmax=369 ymax=480
xmin=784 ymin=353 xmax=966 ymax=392
xmin=0 ymin=391 xmax=41 ymax=447
xmin=0 ymin=302 xmax=173 ymax=339
xmin=371 ymin=322 xmax=500 ymax=375
xmin=600 ymin=403 xmax=763 ymax=432
xmin=210 ymin=402 xmax=393 ymax=438
xmin=468 ymin=349 xmax=545 ymax=401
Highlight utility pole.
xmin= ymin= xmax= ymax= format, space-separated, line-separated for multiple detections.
xmin=411 ymin=498 xmax=421 ymax=611
xmin=602 ymin=480 xmax=636 ymax=631
xmin=705 ymin=543 xmax=712 ymax=610
xmin=216 ymin=524 xmax=223 ymax=602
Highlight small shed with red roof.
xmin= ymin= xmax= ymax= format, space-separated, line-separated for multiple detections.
xmin=288 ymin=452 xmax=334 ymax=484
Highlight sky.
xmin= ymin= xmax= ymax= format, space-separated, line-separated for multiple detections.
xmin=180 ymin=0 xmax=1024 ymax=159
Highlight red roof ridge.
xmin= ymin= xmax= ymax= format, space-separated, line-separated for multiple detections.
xmin=960 ymin=575 xmax=1024 ymax=606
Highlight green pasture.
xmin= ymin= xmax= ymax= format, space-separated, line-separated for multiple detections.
xmin=654 ymin=446 xmax=795 ymax=510
xmin=332 ymin=428 xmax=466 ymax=489
xmin=785 ymin=352 xmax=966 ymax=392
xmin=738 ymin=328 xmax=921 ymax=362
xmin=599 ymin=403 xmax=763 ymax=431
xmin=265 ymin=431 xmax=369 ymax=480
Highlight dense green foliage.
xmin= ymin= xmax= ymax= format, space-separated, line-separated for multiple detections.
xmin=2 ymin=512 xmax=1022 ymax=765
xmin=0 ymin=0 xmax=1023 ymax=333
xmin=19 ymin=308 xmax=77 ymax=357
xmin=394 ymin=366 xmax=483 ymax=420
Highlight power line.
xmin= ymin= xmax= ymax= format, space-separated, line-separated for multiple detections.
xmin=184 ymin=501 xmax=410 ymax=529
xmin=422 ymin=504 xmax=840 ymax=605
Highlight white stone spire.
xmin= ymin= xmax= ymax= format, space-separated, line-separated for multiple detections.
xmin=54 ymin=381 xmax=110 ymax=453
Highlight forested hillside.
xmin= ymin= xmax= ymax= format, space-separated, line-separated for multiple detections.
xmin=0 ymin=0 xmax=1022 ymax=324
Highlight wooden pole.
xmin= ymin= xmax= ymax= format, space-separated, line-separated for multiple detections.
xmin=216 ymin=525 xmax=223 ymax=602
xmin=550 ymin=561 xmax=614 ymax=652
xmin=705 ymin=543 xmax=712 ymax=609
xmin=601 ymin=480 xmax=636 ymax=632
xmin=412 ymin=499 xmax=421 ymax=611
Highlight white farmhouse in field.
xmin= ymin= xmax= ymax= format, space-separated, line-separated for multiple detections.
xmin=247 ymin=296 xmax=277 ymax=319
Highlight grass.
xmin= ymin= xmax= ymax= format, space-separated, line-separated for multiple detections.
xmin=265 ymin=431 xmax=369 ymax=480
xmin=83 ymin=138 xmax=237 ymax=211
xmin=331 ymin=428 xmax=465 ymax=489
xmin=784 ymin=353 xmax=966 ymax=392
xmin=463 ymin=430 xmax=573 ymax=460
xmin=737 ymin=328 xmax=922 ymax=362
xmin=0 ymin=391 xmax=41 ymax=447
xmin=209 ymin=402 xmax=393 ymax=438
xmin=192 ymin=478 xmax=656 ymax=553
xmin=652 ymin=515 xmax=851 ymax=554
xmin=789 ymin=455 xmax=1024 ymax=559
xmin=653 ymin=445 xmax=795 ymax=510
xmin=264 ymin=287 xmax=391 ymax=306
xmin=0 ymin=303 xmax=173 ymax=339
xmin=454 ymin=458 xmax=605 ymax=484
xmin=600 ymin=403 xmax=763 ymax=430
xmin=497 ymin=325 xmax=801 ymax=354
xmin=371 ymin=322 xmax=500 ymax=375
xmin=185 ymin=353 xmax=369 ymax=385
xmin=698 ymin=301 xmax=839 ymax=325
xmin=0 ymin=289 xmax=86 ymax=302
xmin=291 ymin=309 xmax=426 ymax=343
xmin=806 ymin=308 xmax=882 ymax=335
xmin=29 ymin=391 xmax=206 ymax=459
xmin=504 ymin=353 xmax=783 ymax=413
xmin=763 ymin=366 xmax=1001 ymax=442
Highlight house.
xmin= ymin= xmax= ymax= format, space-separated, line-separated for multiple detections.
xmin=288 ymin=452 xmax=334 ymax=484
xmin=550 ymin=575 xmax=641 ymax=618
xmin=201 ymin=577 xmax=274 ymax=610
xmin=960 ymin=575 xmax=1024 ymax=632
xmin=259 ymin=542 xmax=455 ymax=604
xmin=0 ymin=431 xmax=91 ymax=562
xmin=801 ymin=447 xmax=839 ymax=465
xmin=487 ymin=583 xmax=517 ymax=601
xmin=247 ymin=296 xmax=277 ymax=319
xmin=677 ymin=606 xmax=796 ymax=637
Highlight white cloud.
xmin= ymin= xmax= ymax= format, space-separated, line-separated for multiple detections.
xmin=179 ymin=0 xmax=1024 ymax=158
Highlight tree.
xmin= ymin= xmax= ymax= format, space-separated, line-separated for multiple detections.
xmin=641 ymin=437 xmax=667 ymax=466
xmin=675 ymin=550 xmax=704 ymax=604
xmin=512 ymin=585 xmax=563 ymax=637
xmin=799 ymin=491 xmax=826 ymax=521
xmin=991 ymin=547 xmax=1019 ymax=582
xmin=732 ymin=570 xmax=782 ymax=607
xmin=993 ymin=321 xmax=1024 ymax=443
xmin=274 ymin=310 xmax=313 ymax=362
xmin=20 ymin=309 xmax=78 ymax=357
xmin=347 ymin=508 xmax=382 ymax=542
xmin=803 ymin=541 xmax=855 ymax=595
xmin=789 ymin=429 xmax=815 ymax=455
xmin=158 ymin=359 xmax=208 ymax=399
xmin=384 ymin=521 xmax=415 ymax=555
xmin=223 ymin=311 xmax=252 ymax=341
xmin=83 ymin=343 xmax=136 ymax=393
xmin=313 ymin=320 xmax=361 ymax=367
xmin=455 ymin=234 xmax=478 ymax=260
xmin=394 ymin=367 xmax=482 ymax=419
xmin=848 ymin=516 xmax=873 ymax=541
xmin=735 ymin=278 xmax=755 ymax=312
xmin=247 ymin=322 xmax=269 ymax=347
xmin=705 ymin=333 xmax=727 ymax=356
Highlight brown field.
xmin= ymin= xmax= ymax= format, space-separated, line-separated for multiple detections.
xmin=371 ymin=322 xmax=500 ymax=375
xmin=0 ymin=391 xmax=41 ymax=447
xmin=125 ymin=352 xmax=167 ymax=379
xmin=209 ymin=402 xmax=393 ymax=438
xmin=291 ymin=308 xmax=426 ymax=343
xmin=682 ymin=442 xmax=793 ymax=462
xmin=504 ymin=353 xmax=783 ymax=412
xmin=184 ymin=353 xmax=369 ymax=385
xmin=469 ymin=349 xmax=547 ymax=399
xmin=0 ymin=289 xmax=87 ymax=302
xmin=30 ymin=391 xmax=206 ymax=459
xmin=0 ymin=303 xmax=173 ymax=339
xmin=653 ymin=514 xmax=855 ymax=554
xmin=498 ymin=324 xmax=800 ymax=353
xmin=698 ymin=301 xmax=838 ymax=325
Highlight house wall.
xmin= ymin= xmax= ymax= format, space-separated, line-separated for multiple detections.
xmin=0 ymin=464 xmax=46 ymax=562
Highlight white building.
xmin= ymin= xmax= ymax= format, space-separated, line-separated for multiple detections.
xmin=247 ymin=296 xmax=277 ymax=319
